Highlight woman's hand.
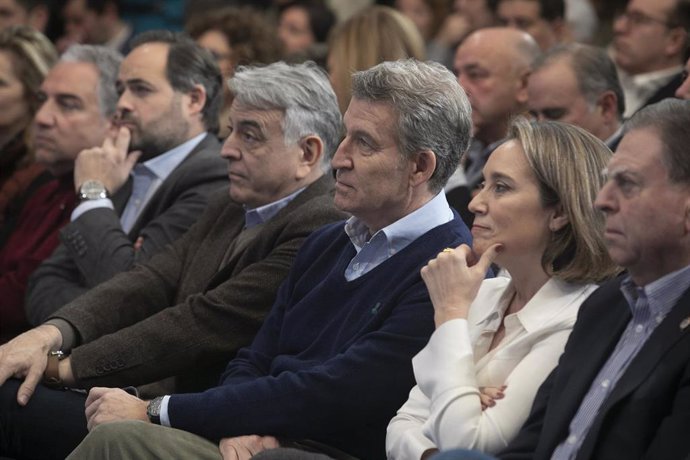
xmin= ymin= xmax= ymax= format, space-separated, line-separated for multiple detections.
xmin=479 ymin=385 xmax=507 ymax=411
xmin=421 ymin=243 xmax=502 ymax=327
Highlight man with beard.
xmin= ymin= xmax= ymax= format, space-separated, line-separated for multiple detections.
xmin=25 ymin=30 xmax=227 ymax=322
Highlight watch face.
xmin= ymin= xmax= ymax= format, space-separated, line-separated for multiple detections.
xmin=80 ymin=180 xmax=108 ymax=200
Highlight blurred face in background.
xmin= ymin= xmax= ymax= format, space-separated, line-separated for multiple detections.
xmin=278 ymin=6 xmax=314 ymax=54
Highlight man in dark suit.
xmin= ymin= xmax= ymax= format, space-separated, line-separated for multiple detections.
xmin=434 ymin=98 xmax=690 ymax=460
xmin=0 ymin=60 xmax=347 ymax=459
xmin=25 ymin=30 xmax=228 ymax=322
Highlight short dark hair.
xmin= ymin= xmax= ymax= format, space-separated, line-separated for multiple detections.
xmin=624 ymin=99 xmax=690 ymax=185
xmin=495 ymin=0 xmax=564 ymax=20
xmin=130 ymin=30 xmax=222 ymax=133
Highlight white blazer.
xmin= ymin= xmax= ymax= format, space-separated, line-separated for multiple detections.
xmin=386 ymin=277 xmax=598 ymax=459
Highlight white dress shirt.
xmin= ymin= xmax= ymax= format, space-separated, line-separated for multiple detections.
xmin=386 ymin=277 xmax=598 ymax=459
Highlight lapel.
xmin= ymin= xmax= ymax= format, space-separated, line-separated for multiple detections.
xmin=127 ymin=134 xmax=218 ymax=237
xmin=541 ymin=282 xmax=631 ymax=450
xmin=204 ymin=175 xmax=332 ymax=292
xmin=597 ymin=286 xmax=690 ymax=410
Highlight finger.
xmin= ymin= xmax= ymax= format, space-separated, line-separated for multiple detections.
xmin=124 ymin=150 xmax=142 ymax=170
xmin=17 ymin=368 xmax=42 ymax=406
xmin=114 ymin=126 xmax=132 ymax=155
xmin=262 ymin=436 xmax=280 ymax=449
xmin=85 ymin=387 xmax=108 ymax=406
xmin=475 ymin=243 xmax=503 ymax=273
xmin=479 ymin=393 xmax=495 ymax=408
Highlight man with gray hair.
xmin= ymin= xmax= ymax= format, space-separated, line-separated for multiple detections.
xmin=0 ymin=44 xmax=119 ymax=340
xmin=25 ymin=30 xmax=228 ymax=322
xmin=62 ymin=58 xmax=474 ymax=460
xmin=0 ymin=60 xmax=346 ymax=459
xmin=527 ymin=43 xmax=625 ymax=150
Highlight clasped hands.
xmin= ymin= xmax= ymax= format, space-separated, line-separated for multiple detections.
xmin=420 ymin=243 xmax=502 ymax=327
xmin=73 ymin=126 xmax=141 ymax=195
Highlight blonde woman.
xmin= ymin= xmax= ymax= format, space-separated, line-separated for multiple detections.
xmin=387 ymin=119 xmax=619 ymax=459
xmin=327 ymin=6 xmax=425 ymax=112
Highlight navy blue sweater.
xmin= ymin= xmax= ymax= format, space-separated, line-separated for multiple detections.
xmin=168 ymin=216 xmax=472 ymax=459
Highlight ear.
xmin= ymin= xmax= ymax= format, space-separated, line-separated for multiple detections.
xmin=665 ymin=27 xmax=688 ymax=57
xmin=295 ymin=135 xmax=324 ymax=179
xmin=596 ymin=90 xmax=619 ymax=123
xmin=515 ymin=69 xmax=531 ymax=105
xmin=409 ymin=150 xmax=437 ymax=188
xmin=184 ymin=83 xmax=207 ymax=119
xmin=549 ymin=203 xmax=569 ymax=232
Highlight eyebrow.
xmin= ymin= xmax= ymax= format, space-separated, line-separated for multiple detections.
xmin=486 ymin=171 xmax=515 ymax=183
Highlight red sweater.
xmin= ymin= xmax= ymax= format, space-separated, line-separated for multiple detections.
xmin=0 ymin=173 xmax=76 ymax=341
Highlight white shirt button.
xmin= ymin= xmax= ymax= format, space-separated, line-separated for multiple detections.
xmin=601 ymin=379 xmax=610 ymax=388
xmin=567 ymin=435 xmax=577 ymax=444
xmin=635 ymin=324 xmax=644 ymax=333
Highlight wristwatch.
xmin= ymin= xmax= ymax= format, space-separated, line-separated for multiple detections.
xmin=43 ymin=350 xmax=67 ymax=387
xmin=147 ymin=396 xmax=164 ymax=425
xmin=78 ymin=180 xmax=109 ymax=201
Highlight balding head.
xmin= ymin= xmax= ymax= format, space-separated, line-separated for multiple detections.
xmin=455 ymin=27 xmax=541 ymax=143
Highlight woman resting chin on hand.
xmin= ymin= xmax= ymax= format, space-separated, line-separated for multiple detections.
xmin=386 ymin=118 xmax=619 ymax=459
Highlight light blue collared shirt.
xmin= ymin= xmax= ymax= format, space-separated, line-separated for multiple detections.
xmin=244 ymin=186 xmax=306 ymax=229
xmin=71 ymin=132 xmax=207 ymax=233
xmin=551 ymin=263 xmax=690 ymax=460
xmin=343 ymin=192 xmax=454 ymax=281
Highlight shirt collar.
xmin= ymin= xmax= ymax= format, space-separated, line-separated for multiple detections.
xmin=620 ymin=263 xmax=690 ymax=319
xmin=344 ymin=191 xmax=454 ymax=253
xmin=244 ymin=186 xmax=306 ymax=229
xmin=138 ymin=132 xmax=206 ymax=180
xmin=630 ymin=65 xmax=683 ymax=88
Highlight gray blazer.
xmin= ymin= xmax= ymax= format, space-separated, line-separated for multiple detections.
xmin=26 ymin=134 xmax=226 ymax=323
xmin=46 ymin=175 xmax=346 ymax=393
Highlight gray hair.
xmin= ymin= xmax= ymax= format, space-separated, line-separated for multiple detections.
xmin=228 ymin=61 xmax=343 ymax=171
xmin=351 ymin=59 xmax=472 ymax=193
xmin=534 ymin=43 xmax=625 ymax=118
xmin=60 ymin=44 xmax=122 ymax=118
xmin=624 ymin=99 xmax=690 ymax=185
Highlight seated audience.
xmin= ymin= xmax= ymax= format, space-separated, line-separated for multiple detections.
xmin=0 ymin=43 xmax=117 ymax=341
xmin=495 ymin=0 xmax=569 ymax=50
xmin=386 ymin=118 xmax=618 ymax=459
xmin=0 ymin=25 xmax=56 ymax=225
xmin=25 ymin=31 xmax=228 ymax=322
xmin=446 ymin=27 xmax=540 ymax=225
xmin=327 ymin=5 xmax=426 ymax=113
xmin=527 ymin=43 xmax=625 ymax=149
xmin=612 ymin=0 xmax=689 ymax=117
xmin=0 ymin=60 xmax=346 ymax=459
xmin=187 ymin=6 xmax=282 ymax=138
xmin=60 ymin=58 xmax=474 ymax=460
xmin=427 ymin=98 xmax=690 ymax=460
xmin=393 ymin=0 xmax=453 ymax=67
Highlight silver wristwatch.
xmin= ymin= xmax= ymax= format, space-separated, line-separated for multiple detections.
xmin=78 ymin=180 xmax=109 ymax=201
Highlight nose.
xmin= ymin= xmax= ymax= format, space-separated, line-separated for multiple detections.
xmin=612 ymin=13 xmax=628 ymax=34
xmin=34 ymin=99 xmax=55 ymax=128
xmin=467 ymin=184 xmax=486 ymax=215
xmin=117 ymin=88 xmax=134 ymax=113
xmin=594 ymin=180 xmax=616 ymax=214
xmin=220 ymin=132 xmax=241 ymax=160
xmin=330 ymin=137 xmax=353 ymax=172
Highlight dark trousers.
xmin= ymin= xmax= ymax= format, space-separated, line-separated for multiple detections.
xmin=0 ymin=379 xmax=88 ymax=459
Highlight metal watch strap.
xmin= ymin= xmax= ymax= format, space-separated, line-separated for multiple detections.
xmin=147 ymin=396 xmax=164 ymax=425
xmin=43 ymin=350 xmax=66 ymax=387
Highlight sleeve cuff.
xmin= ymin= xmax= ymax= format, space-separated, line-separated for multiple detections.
xmin=160 ymin=395 xmax=172 ymax=427
xmin=43 ymin=318 xmax=78 ymax=352
xmin=71 ymin=199 xmax=114 ymax=221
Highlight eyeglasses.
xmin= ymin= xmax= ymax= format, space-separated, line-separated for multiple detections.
xmin=615 ymin=9 xmax=676 ymax=28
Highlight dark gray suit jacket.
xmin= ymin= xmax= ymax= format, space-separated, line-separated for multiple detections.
xmin=500 ymin=275 xmax=690 ymax=460
xmin=26 ymin=134 xmax=226 ymax=324
xmin=45 ymin=175 xmax=346 ymax=393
